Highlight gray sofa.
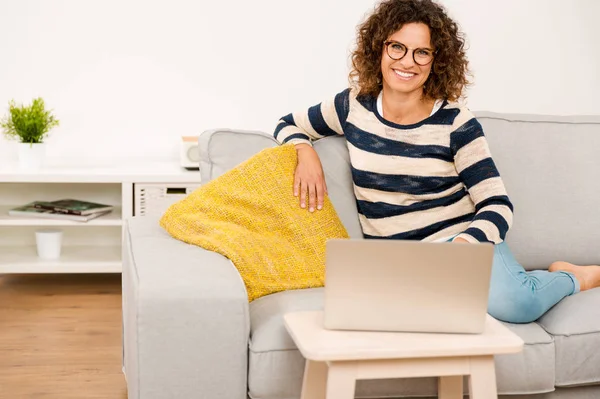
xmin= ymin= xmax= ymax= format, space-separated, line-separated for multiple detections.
xmin=122 ymin=112 xmax=600 ymax=399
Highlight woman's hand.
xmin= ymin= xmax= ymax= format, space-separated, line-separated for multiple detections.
xmin=294 ymin=143 xmax=328 ymax=212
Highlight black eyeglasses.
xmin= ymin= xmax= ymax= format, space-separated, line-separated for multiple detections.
xmin=384 ymin=40 xmax=436 ymax=66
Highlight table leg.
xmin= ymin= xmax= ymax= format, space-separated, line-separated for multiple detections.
xmin=326 ymin=362 xmax=357 ymax=399
xmin=468 ymin=356 xmax=498 ymax=399
xmin=301 ymin=360 xmax=328 ymax=399
xmin=438 ymin=375 xmax=463 ymax=399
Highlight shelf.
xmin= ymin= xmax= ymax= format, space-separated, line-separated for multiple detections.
xmin=0 ymin=163 xmax=202 ymax=274
xmin=0 ymin=206 xmax=123 ymax=226
xmin=0 ymin=245 xmax=121 ymax=273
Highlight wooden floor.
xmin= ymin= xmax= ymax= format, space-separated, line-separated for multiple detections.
xmin=0 ymin=274 xmax=127 ymax=399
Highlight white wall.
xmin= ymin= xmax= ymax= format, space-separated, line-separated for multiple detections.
xmin=0 ymin=0 xmax=598 ymax=163
xmin=443 ymin=0 xmax=600 ymax=116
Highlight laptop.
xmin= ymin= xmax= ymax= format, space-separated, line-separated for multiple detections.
xmin=323 ymin=239 xmax=495 ymax=334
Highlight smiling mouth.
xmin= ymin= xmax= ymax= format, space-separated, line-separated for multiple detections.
xmin=393 ymin=69 xmax=416 ymax=80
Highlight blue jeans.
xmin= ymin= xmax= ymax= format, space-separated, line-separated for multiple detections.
xmin=479 ymin=241 xmax=579 ymax=323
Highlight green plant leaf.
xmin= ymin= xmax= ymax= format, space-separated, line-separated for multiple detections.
xmin=0 ymin=98 xmax=60 ymax=144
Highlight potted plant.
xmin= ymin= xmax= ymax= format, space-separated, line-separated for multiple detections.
xmin=1 ymin=98 xmax=60 ymax=170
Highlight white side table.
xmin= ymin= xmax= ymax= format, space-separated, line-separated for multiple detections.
xmin=284 ymin=311 xmax=523 ymax=399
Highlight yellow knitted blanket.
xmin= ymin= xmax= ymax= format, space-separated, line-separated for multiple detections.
xmin=159 ymin=144 xmax=349 ymax=302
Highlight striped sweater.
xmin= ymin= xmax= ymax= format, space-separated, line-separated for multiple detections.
xmin=273 ymin=88 xmax=513 ymax=244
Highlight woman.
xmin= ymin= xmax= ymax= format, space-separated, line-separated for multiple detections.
xmin=272 ymin=0 xmax=600 ymax=323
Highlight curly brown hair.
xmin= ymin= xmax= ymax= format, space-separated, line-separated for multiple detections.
xmin=349 ymin=0 xmax=470 ymax=102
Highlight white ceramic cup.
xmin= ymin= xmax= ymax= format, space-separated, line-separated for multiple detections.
xmin=35 ymin=229 xmax=63 ymax=260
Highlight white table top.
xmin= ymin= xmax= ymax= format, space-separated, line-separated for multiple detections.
xmin=0 ymin=158 xmax=201 ymax=183
xmin=283 ymin=311 xmax=524 ymax=362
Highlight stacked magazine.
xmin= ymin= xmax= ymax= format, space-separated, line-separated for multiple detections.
xmin=8 ymin=199 xmax=114 ymax=222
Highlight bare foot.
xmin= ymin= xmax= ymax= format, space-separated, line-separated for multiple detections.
xmin=549 ymin=261 xmax=600 ymax=291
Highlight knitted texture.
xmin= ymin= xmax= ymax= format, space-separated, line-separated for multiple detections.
xmin=160 ymin=144 xmax=349 ymax=302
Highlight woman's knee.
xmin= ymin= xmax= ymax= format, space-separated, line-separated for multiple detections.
xmin=487 ymin=288 xmax=546 ymax=324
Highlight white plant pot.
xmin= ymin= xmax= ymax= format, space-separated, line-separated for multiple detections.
xmin=18 ymin=142 xmax=46 ymax=170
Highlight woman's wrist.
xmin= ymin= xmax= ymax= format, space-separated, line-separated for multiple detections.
xmin=452 ymin=237 xmax=470 ymax=244
xmin=295 ymin=143 xmax=313 ymax=151
xmin=295 ymin=143 xmax=316 ymax=159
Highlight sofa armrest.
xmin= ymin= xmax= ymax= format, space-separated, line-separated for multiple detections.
xmin=122 ymin=217 xmax=250 ymax=399
xmin=198 ymin=128 xmax=279 ymax=183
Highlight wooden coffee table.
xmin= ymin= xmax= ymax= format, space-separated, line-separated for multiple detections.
xmin=283 ymin=311 xmax=523 ymax=399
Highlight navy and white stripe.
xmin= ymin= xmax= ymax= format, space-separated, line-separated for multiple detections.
xmin=273 ymin=88 xmax=513 ymax=244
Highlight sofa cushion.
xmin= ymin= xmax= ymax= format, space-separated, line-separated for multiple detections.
xmin=537 ymin=288 xmax=600 ymax=387
xmin=248 ymin=287 xmax=556 ymax=399
xmin=505 ymin=386 xmax=600 ymax=399
xmin=495 ymin=321 xmax=555 ymax=395
xmin=475 ymin=112 xmax=600 ymax=270
xmin=248 ymin=289 xmax=324 ymax=399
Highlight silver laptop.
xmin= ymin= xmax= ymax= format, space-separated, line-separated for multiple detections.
xmin=323 ymin=239 xmax=495 ymax=334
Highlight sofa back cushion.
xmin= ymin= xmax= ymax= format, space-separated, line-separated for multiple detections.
xmin=198 ymin=128 xmax=279 ymax=183
xmin=198 ymin=129 xmax=363 ymax=239
xmin=197 ymin=113 xmax=600 ymax=270
xmin=476 ymin=112 xmax=600 ymax=269
xmin=313 ymin=136 xmax=363 ymax=239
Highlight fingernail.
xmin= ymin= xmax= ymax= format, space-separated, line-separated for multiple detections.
xmin=317 ymin=205 xmax=322 ymax=210
xmin=309 ymin=207 xmax=314 ymax=212
xmin=301 ymin=203 xmax=305 ymax=208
